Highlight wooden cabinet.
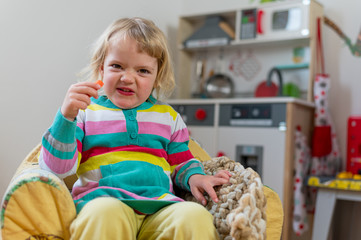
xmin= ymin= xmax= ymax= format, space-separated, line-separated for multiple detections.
xmin=175 ymin=0 xmax=323 ymax=102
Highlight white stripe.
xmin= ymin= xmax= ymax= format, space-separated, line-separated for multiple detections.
xmin=85 ymin=108 xmax=126 ymax=122
xmin=137 ymin=111 xmax=174 ymax=125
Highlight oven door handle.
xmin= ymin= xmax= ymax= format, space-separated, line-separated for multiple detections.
xmin=257 ymin=9 xmax=264 ymax=34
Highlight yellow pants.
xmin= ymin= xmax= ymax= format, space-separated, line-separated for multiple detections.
xmin=70 ymin=197 xmax=219 ymax=240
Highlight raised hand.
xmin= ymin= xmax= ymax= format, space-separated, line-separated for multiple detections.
xmin=60 ymin=82 xmax=101 ymax=121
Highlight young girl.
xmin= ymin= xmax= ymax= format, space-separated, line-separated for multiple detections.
xmin=39 ymin=17 xmax=230 ymax=240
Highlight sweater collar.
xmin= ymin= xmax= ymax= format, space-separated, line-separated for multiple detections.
xmin=93 ymin=95 xmax=157 ymax=111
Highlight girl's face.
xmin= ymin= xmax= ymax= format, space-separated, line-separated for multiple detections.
xmin=100 ymin=37 xmax=158 ymax=109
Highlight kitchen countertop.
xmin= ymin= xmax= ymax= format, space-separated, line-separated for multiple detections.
xmin=167 ymin=97 xmax=315 ymax=108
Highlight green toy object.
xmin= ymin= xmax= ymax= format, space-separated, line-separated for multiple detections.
xmin=283 ymin=82 xmax=301 ymax=98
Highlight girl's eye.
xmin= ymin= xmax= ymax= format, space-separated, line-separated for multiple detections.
xmin=111 ymin=64 xmax=121 ymax=69
xmin=139 ymin=69 xmax=150 ymax=74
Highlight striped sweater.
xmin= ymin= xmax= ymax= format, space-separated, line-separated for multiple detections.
xmin=39 ymin=95 xmax=205 ymax=214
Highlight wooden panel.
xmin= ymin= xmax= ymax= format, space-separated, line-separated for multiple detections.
xmin=282 ymin=102 xmax=314 ymax=239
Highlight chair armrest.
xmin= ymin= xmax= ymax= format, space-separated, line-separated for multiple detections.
xmin=1 ymin=147 xmax=76 ymax=240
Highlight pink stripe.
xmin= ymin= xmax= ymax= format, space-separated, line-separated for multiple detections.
xmin=168 ymin=150 xmax=194 ymax=166
xmin=41 ymin=146 xmax=78 ymax=174
xmin=168 ymin=181 xmax=174 ymax=193
xmin=74 ymin=185 xmax=184 ymax=202
xmin=172 ymin=161 xmax=188 ymax=179
xmin=85 ymin=120 xmax=127 ymax=135
xmin=73 ymin=186 xmax=161 ymax=201
xmin=170 ymin=128 xmax=189 ymax=142
xmin=138 ymin=122 xmax=171 ymax=139
xmin=72 ymin=181 xmax=99 ymax=198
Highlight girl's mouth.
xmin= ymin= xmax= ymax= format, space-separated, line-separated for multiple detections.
xmin=117 ymin=88 xmax=134 ymax=96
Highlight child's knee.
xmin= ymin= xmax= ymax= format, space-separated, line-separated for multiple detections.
xmin=78 ymin=197 xmax=131 ymax=221
xmin=172 ymin=202 xmax=218 ymax=239
xmin=176 ymin=201 xmax=214 ymax=224
xmin=71 ymin=198 xmax=139 ymax=239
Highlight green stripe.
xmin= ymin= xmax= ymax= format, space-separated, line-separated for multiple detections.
xmin=92 ymin=95 xmax=155 ymax=110
xmin=167 ymin=141 xmax=189 ymax=155
xmin=74 ymin=188 xmax=176 ymax=214
xmin=175 ymin=161 xmax=205 ymax=191
xmin=140 ymin=134 xmax=169 ymax=150
xmin=75 ymin=125 xmax=85 ymax=143
xmin=83 ymin=133 xmax=169 ymax=151
xmin=42 ymin=137 xmax=77 ymax=160
xmin=43 ymin=131 xmax=77 ymax=152
xmin=49 ymin=110 xmax=77 ymax=144
xmin=82 ymin=132 xmax=128 ymax=151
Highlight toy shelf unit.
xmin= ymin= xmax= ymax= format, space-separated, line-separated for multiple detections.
xmin=176 ymin=0 xmax=323 ymax=102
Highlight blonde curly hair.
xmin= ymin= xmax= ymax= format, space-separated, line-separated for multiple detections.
xmin=80 ymin=17 xmax=175 ymax=101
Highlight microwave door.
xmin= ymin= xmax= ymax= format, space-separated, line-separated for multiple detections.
xmin=256 ymin=1 xmax=310 ymax=41
xmin=273 ymin=8 xmax=302 ymax=31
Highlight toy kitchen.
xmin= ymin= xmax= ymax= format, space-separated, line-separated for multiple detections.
xmin=170 ymin=0 xmax=323 ymax=239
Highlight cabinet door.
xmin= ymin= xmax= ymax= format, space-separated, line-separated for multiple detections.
xmin=218 ymin=127 xmax=286 ymax=202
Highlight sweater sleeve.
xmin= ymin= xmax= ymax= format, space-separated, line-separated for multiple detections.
xmin=168 ymin=113 xmax=205 ymax=191
xmin=39 ymin=109 xmax=84 ymax=179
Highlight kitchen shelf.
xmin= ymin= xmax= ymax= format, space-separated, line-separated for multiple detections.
xmin=179 ymin=36 xmax=311 ymax=52
xmin=175 ymin=0 xmax=324 ymax=103
xmin=276 ymin=62 xmax=310 ymax=70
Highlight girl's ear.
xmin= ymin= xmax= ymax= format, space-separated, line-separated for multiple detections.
xmin=99 ymin=65 xmax=104 ymax=78
xmin=154 ymin=76 xmax=160 ymax=88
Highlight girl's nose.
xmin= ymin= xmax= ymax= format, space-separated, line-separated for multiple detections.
xmin=120 ymin=70 xmax=135 ymax=83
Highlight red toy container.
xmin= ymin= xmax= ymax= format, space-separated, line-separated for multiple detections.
xmin=347 ymin=116 xmax=361 ymax=174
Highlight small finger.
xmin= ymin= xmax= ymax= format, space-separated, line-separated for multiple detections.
xmin=216 ymin=170 xmax=232 ymax=178
xmin=74 ymin=85 xmax=99 ymax=99
xmin=213 ymin=177 xmax=230 ymax=187
xmin=217 ymin=172 xmax=231 ymax=180
xmin=73 ymin=82 xmax=101 ymax=91
xmin=204 ymin=185 xmax=218 ymax=203
xmin=191 ymin=188 xmax=207 ymax=206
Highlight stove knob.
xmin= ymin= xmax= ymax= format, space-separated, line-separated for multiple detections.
xmin=195 ymin=108 xmax=207 ymax=121
xmin=252 ymin=108 xmax=260 ymax=117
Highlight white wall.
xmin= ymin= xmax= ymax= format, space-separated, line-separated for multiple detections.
xmin=0 ymin=0 xmax=181 ymax=199
xmin=319 ymin=0 xmax=361 ymax=170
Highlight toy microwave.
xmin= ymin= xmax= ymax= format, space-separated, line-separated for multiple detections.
xmin=240 ymin=0 xmax=312 ymax=41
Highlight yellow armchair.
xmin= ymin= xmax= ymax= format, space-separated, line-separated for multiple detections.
xmin=1 ymin=140 xmax=283 ymax=240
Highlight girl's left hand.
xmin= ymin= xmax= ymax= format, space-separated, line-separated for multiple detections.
xmin=188 ymin=170 xmax=232 ymax=206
